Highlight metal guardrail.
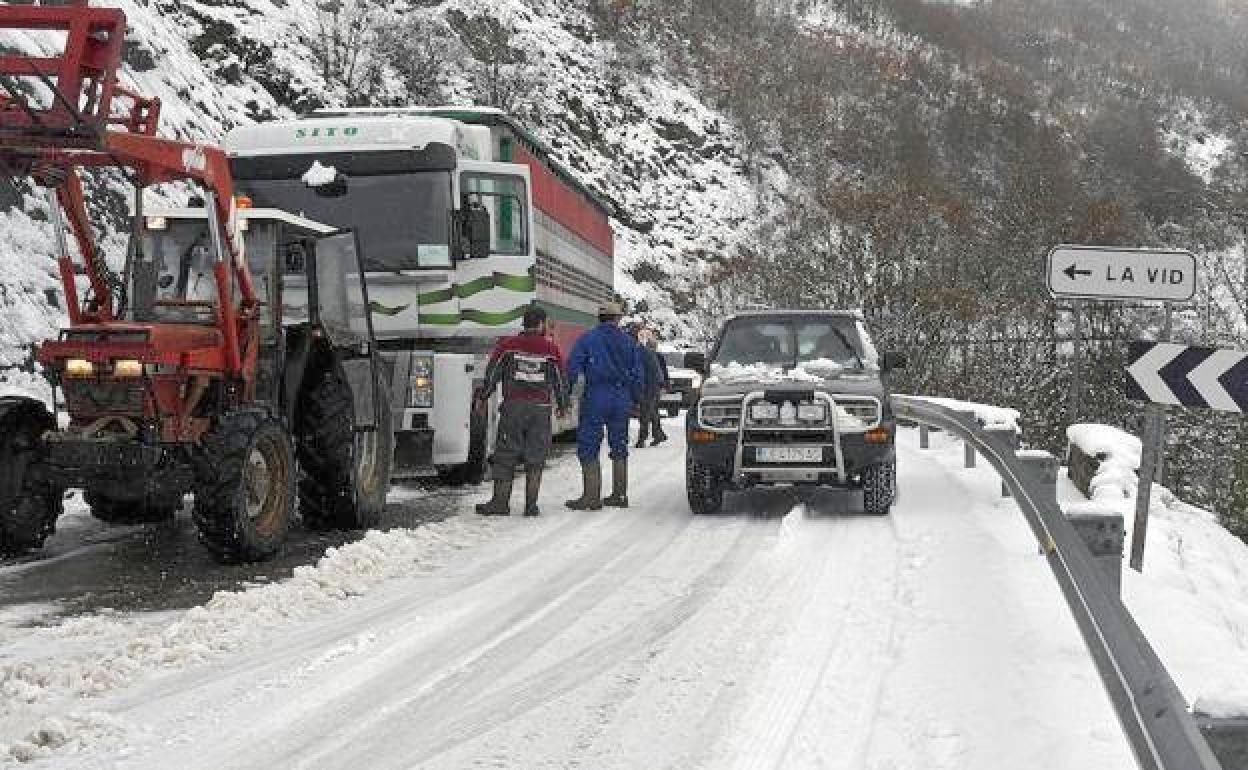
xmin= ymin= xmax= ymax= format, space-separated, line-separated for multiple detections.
xmin=891 ymin=395 xmax=1223 ymax=770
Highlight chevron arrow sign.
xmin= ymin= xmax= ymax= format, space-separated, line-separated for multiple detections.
xmin=1126 ymin=342 xmax=1248 ymax=411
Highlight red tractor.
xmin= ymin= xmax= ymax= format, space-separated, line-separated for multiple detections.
xmin=0 ymin=2 xmax=392 ymax=562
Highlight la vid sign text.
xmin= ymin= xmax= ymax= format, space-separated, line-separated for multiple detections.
xmin=1046 ymin=245 xmax=1196 ymax=302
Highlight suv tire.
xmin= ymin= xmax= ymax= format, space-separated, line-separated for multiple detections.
xmin=686 ymin=453 xmax=725 ymax=515
xmin=863 ymin=460 xmax=896 ymax=515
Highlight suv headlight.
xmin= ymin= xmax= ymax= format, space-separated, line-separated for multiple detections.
xmin=797 ymin=403 xmax=826 ymax=422
xmin=408 ymin=356 xmax=434 ymax=408
xmin=750 ymin=402 xmax=779 ymax=421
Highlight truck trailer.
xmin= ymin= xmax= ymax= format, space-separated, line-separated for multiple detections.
xmin=219 ymin=107 xmax=616 ymax=480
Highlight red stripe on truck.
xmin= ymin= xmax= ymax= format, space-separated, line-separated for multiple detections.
xmin=513 ymin=144 xmax=614 ymax=257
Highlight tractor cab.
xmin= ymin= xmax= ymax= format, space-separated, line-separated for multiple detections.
xmin=0 ymin=1 xmax=392 ymax=563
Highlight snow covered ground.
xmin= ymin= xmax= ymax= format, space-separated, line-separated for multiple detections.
xmin=1064 ymin=423 xmax=1248 ymax=720
xmin=1 ymin=424 xmax=1143 ymax=768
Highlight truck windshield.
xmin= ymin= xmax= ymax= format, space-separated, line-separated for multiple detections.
xmin=237 ymin=170 xmax=453 ymax=271
xmin=712 ymin=317 xmax=868 ymax=375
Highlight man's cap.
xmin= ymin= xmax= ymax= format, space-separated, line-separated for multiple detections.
xmin=599 ymin=301 xmax=625 ymax=317
xmin=522 ymin=305 xmax=547 ymax=329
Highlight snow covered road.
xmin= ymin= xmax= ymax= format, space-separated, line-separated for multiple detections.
xmin=3 ymin=426 xmax=1138 ymax=768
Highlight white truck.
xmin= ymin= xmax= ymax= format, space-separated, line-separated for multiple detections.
xmin=213 ymin=107 xmax=615 ymax=480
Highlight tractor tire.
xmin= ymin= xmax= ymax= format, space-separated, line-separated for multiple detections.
xmin=296 ymin=366 xmax=394 ymax=531
xmin=686 ymin=452 xmax=725 ymax=515
xmin=0 ymin=401 xmax=60 ymax=557
xmin=86 ymin=490 xmax=182 ymax=525
xmin=863 ymin=460 xmax=896 ymax=516
xmin=192 ymin=409 xmax=295 ymax=564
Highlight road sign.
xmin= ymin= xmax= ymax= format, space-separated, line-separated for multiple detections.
xmin=1126 ymin=341 xmax=1248 ymax=412
xmin=1046 ymin=245 xmax=1196 ymax=302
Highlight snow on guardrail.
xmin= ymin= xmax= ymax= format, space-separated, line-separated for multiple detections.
xmin=905 ymin=395 xmax=1021 ymax=433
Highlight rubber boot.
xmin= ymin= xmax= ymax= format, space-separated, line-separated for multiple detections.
xmin=565 ymin=461 xmax=602 ymax=511
xmin=524 ymin=467 xmax=543 ymax=517
xmin=475 ymin=477 xmax=513 ymax=516
xmin=603 ymin=458 xmax=629 ymax=508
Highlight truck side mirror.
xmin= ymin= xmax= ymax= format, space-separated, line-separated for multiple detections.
xmin=684 ymin=351 xmax=707 ymax=374
xmin=882 ymin=351 xmax=907 ymax=371
xmin=464 ymin=201 xmax=491 ymax=259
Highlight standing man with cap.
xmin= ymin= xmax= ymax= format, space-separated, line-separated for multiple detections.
xmin=636 ymin=332 xmax=670 ymax=448
xmin=565 ymin=301 xmax=643 ymax=510
xmin=474 ymin=305 xmax=568 ymax=517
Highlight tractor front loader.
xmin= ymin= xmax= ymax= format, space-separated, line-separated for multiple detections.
xmin=0 ymin=2 xmax=392 ymax=562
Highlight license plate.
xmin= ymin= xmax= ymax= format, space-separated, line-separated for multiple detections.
xmin=755 ymin=446 xmax=823 ymax=463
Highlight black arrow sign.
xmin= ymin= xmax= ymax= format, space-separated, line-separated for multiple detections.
xmin=1126 ymin=342 xmax=1248 ymax=412
xmin=1063 ymin=263 xmax=1092 ymax=280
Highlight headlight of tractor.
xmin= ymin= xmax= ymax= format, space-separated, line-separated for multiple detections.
xmin=408 ymin=356 xmax=434 ymax=408
xmin=797 ymin=403 xmax=826 ymax=422
xmin=751 ymin=402 xmax=779 ymax=421
xmin=64 ymin=358 xmax=94 ymax=378
xmin=112 ymin=359 xmax=143 ymax=378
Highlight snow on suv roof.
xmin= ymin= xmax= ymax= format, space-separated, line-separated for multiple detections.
xmin=725 ymin=309 xmax=865 ymax=321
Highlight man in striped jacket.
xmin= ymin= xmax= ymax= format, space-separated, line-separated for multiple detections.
xmin=474 ymin=306 xmax=569 ymax=517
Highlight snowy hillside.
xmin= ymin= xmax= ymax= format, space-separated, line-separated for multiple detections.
xmin=0 ymin=0 xmax=780 ymax=373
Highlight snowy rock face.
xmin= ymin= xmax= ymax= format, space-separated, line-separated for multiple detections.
xmin=0 ymin=0 xmax=772 ymax=372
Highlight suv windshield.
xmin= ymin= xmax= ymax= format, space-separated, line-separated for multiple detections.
xmin=712 ymin=316 xmax=872 ymax=376
xmin=236 ymin=169 xmax=452 ymax=272
xmin=661 ymin=351 xmax=687 ymax=368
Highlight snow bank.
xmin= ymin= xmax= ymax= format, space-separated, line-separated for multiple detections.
xmin=1066 ymin=423 xmax=1141 ymax=502
xmin=1058 ymin=423 xmax=1248 ymax=718
xmin=0 ymin=518 xmax=493 ymax=762
xmin=909 ymin=396 xmax=1021 ymax=433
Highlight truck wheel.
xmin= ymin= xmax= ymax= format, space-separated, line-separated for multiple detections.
xmin=297 ymin=367 xmax=393 ymax=530
xmin=0 ymin=401 xmax=61 ymax=556
xmin=440 ymin=401 xmax=487 ymax=485
xmin=686 ymin=453 xmax=725 ymax=515
xmin=863 ymin=460 xmax=896 ymax=515
xmin=86 ymin=490 xmax=182 ymax=525
xmin=192 ymin=409 xmax=295 ymax=564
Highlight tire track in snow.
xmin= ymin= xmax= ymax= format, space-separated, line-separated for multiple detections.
xmin=394 ymin=514 xmax=776 ymax=766
xmin=157 ymin=443 xmax=707 ymax=769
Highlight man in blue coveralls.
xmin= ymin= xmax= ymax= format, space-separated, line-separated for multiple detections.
xmin=565 ymin=302 xmax=644 ymax=510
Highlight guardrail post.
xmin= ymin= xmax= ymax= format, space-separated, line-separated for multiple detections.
xmin=919 ymin=424 xmax=930 ymax=449
xmin=1018 ymin=450 xmax=1060 ymax=508
xmin=965 ymin=440 xmax=976 ymax=468
xmin=1196 ymin=717 xmax=1248 ymax=769
xmin=1065 ymin=507 xmax=1125 ymax=594
xmin=985 ymin=428 xmax=1019 ymax=497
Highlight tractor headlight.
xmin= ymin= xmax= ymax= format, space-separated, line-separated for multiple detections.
xmin=112 ymin=359 xmax=143 ymax=378
xmin=751 ymin=402 xmax=779 ymax=421
xmin=64 ymin=358 xmax=94 ymax=378
xmin=408 ymin=356 xmax=434 ymax=408
xmin=797 ymin=403 xmax=827 ymax=422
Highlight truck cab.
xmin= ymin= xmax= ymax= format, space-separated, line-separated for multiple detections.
xmin=219 ymin=108 xmax=615 ymax=481
xmin=683 ymin=310 xmax=906 ymax=515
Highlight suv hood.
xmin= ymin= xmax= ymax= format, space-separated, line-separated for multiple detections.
xmin=700 ymin=362 xmax=885 ymax=401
